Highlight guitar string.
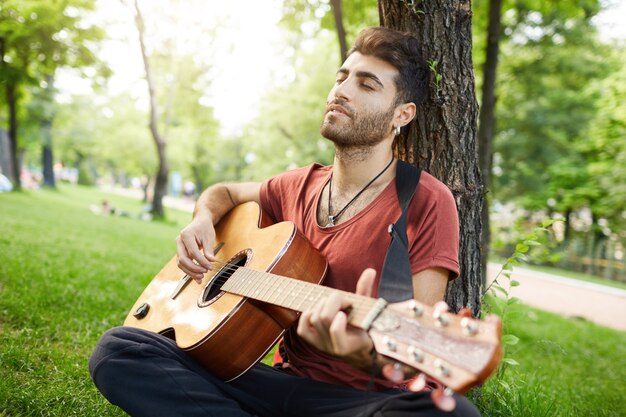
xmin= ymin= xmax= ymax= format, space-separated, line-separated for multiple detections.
xmin=190 ymin=259 xmax=376 ymax=314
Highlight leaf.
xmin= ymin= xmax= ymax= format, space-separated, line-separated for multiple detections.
xmin=510 ymin=280 xmax=521 ymax=287
xmin=515 ymin=253 xmax=529 ymax=262
xmin=494 ymin=285 xmax=509 ymax=296
xmin=523 ymin=240 xmax=541 ymax=246
xmin=502 ymin=335 xmax=520 ymax=345
xmin=541 ymin=219 xmax=556 ymax=228
xmin=507 ymin=296 xmax=521 ymax=305
xmin=499 ymin=380 xmax=511 ymax=391
xmin=502 ymin=358 xmax=520 ymax=366
xmin=515 ymin=243 xmax=529 ymax=253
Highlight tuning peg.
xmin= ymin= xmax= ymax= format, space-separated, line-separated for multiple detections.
xmin=407 ymin=345 xmax=424 ymax=363
xmin=461 ymin=317 xmax=479 ymax=335
xmin=431 ymin=387 xmax=456 ymax=412
xmin=382 ymin=336 xmax=398 ymax=352
xmin=434 ymin=359 xmax=451 ymax=378
xmin=408 ymin=373 xmax=427 ymax=392
xmin=382 ymin=362 xmax=404 ymax=383
xmin=433 ymin=301 xmax=450 ymax=326
xmin=407 ymin=300 xmax=424 ymax=317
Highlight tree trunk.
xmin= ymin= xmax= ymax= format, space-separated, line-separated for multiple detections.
xmin=477 ymin=0 xmax=503 ymax=287
xmin=41 ymin=75 xmax=56 ymax=188
xmin=378 ymin=0 xmax=483 ymax=314
xmin=134 ymin=0 xmax=169 ymax=219
xmin=330 ymin=0 xmax=348 ymax=63
xmin=6 ymin=82 xmax=21 ymax=190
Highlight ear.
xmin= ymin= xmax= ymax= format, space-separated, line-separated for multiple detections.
xmin=394 ymin=102 xmax=416 ymax=128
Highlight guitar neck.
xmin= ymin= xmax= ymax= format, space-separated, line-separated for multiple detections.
xmin=222 ymin=267 xmax=385 ymax=330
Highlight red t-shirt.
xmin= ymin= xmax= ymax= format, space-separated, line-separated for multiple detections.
xmin=259 ymin=163 xmax=459 ymax=390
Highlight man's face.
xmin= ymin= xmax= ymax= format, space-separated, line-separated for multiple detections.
xmin=320 ymin=52 xmax=400 ymax=148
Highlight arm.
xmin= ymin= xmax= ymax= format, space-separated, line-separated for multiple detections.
xmin=176 ymin=182 xmax=261 ymax=279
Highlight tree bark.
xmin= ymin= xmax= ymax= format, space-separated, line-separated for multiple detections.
xmin=477 ymin=0 xmax=503 ymax=287
xmin=330 ymin=0 xmax=348 ymax=63
xmin=6 ymin=82 xmax=20 ymax=190
xmin=41 ymin=75 xmax=56 ymax=188
xmin=378 ymin=0 xmax=483 ymax=314
xmin=134 ymin=0 xmax=169 ymax=218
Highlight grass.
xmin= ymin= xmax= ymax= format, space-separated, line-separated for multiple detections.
xmin=1 ymin=185 xmax=625 ymax=416
xmin=471 ymin=298 xmax=626 ymax=416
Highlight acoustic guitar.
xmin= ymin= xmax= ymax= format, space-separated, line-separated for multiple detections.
xmin=124 ymin=202 xmax=502 ymax=393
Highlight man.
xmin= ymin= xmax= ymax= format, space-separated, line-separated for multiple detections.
xmin=89 ymin=27 xmax=481 ymax=416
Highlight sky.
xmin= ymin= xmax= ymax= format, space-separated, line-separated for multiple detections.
xmin=56 ymin=0 xmax=626 ymax=136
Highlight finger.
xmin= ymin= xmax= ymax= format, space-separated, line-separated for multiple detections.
xmin=176 ymin=237 xmax=208 ymax=278
xmin=297 ymin=310 xmax=320 ymax=342
xmin=355 ymin=268 xmax=377 ymax=297
xmin=318 ymin=293 xmax=345 ymax=327
xmin=177 ymin=228 xmax=213 ymax=269
xmin=327 ymin=310 xmax=349 ymax=352
xmin=197 ymin=235 xmax=217 ymax=264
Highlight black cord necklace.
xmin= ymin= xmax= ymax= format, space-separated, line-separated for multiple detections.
xmin=326 ymin=156 xmax=395 ymax=227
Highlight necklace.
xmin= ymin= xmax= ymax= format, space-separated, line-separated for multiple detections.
xmin=326 ymin=156 xmax=395 ymax=227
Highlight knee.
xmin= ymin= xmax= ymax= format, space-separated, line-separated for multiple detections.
xmin=88 ymin=327 xmax=142 ymax=380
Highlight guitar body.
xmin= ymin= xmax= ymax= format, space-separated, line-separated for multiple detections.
xmin=124 ymin=202 xmax=328 ymax=381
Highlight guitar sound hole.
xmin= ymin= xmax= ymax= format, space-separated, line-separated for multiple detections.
xmin=200 ymin=252 xmax=249 ymax=304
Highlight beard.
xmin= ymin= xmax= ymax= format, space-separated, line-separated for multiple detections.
xmin=320 ymin=100 xmax=396 ymax=149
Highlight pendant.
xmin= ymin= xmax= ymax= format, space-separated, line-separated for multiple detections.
xmin=326 ymin=215 xmax=336 ymax=227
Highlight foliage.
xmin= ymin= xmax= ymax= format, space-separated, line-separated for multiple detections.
xmin=280 ymin=0 xmax=378 ymax=59
xmin=238 ymin=33 xmax=337 ymax=180
xmin=0 ymin=0 xmax=110 ymax=177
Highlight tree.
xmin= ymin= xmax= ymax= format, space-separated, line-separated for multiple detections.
xmin=132 ymin=0 xmax=168 ymax=218
xmin=476 ymin=0 xmax=503 ymax=285
xmin=0 ymin=0 xmax=107 ymax=189
xmin=378 ymin=0 xmax=483 ymax=313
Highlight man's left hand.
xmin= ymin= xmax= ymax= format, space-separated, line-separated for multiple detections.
xmin=297 ymin=268 xmax=377 ymax=369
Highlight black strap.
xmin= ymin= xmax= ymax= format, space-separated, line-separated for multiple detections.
xmin=378 ymin=160 xmax=421 ymax=302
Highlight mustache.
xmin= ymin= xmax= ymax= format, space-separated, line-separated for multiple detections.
xmin=325 ymin=100 xmax=354 ymax=117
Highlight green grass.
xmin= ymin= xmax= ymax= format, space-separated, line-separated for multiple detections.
xmin=1 ymin=185 xmax=625 ymax=416
xmin=471 ymin=298 xmax=626 ymax=416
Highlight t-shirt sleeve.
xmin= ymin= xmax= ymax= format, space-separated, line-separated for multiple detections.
xmin=408 ymin=176 xmax=460 ymax=280
xmin=260 ymin=175 xmax=284 ymax=223
xmin=259 ymin=164 xmax=320 ymax=224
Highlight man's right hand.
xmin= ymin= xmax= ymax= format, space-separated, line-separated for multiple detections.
xmin=176 ymin=213 xmax=217 ymax=281
xmin=175 ymin=182 xmax=262 ymax=282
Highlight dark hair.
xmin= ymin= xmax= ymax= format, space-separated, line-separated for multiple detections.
xmin=348 ymin=27 xmax=428 ymax=107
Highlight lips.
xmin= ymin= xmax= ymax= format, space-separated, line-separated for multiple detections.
xmin=326 ymin=103 xmax=352 ymax=118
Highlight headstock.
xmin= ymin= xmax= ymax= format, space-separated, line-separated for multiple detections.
xmin=369 ymin=300 xmax=502 ymax=394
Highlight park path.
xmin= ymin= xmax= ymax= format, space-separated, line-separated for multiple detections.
xmin=107 ymin=187 xmax=626 ymax=332
xmin=487 ymin=264 xmax=626 ymax=331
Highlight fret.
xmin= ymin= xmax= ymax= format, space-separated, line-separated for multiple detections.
xmin=261 ymin=273 xmax=282 ymax=305
xmin=256 ymin=271 xmax=275 ymax=302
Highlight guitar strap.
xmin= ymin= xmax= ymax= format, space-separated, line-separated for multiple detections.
xmin=378 ymin=160 xmax=421 ymax=302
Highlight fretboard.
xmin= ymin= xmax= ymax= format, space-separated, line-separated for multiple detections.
xmin=221 ymin=267 xmax=384 ymax=330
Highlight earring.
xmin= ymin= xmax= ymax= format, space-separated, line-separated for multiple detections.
xmin=395 ymin=126 xmax=401 ymax=136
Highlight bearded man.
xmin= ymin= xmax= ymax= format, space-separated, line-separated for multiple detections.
xmin=89 ymin=27 xmax=481 ymax=417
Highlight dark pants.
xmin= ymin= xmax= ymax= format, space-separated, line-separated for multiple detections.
xmin=89 ymin=327 xmax=480 ymax=417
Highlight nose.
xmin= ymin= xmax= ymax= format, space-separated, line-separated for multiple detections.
xmin=330 ymin=78 xmax=353 ymax=103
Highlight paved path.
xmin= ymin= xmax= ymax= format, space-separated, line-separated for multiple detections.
xmin=488 ymin=264 xmax=626 ymax=331
xmin=105 ymin=187 xmax=626 ymax=332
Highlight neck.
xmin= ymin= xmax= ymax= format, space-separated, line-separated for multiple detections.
xmin=332 ymin=140 xmax=396 ymax=191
